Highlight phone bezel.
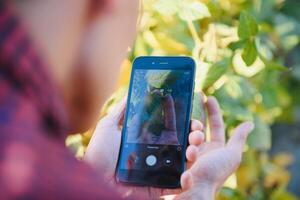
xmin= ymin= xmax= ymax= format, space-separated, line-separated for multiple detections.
xmin=115 ymin=56 xmax=196 ymax=188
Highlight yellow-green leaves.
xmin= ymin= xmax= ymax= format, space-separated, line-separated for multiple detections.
xmin=154 ymin=0 xmax=210 ymax=21
xmin=238 ymin=11 xmax=259 ymax=39
xmin=238 ymin=11 xmax=259 ymax=66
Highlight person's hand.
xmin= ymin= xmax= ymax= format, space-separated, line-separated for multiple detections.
xmin=175 ymin=97 xmax=254 ymax=200
xmin=85 ymin=95 xmax=253 ymax=199
xmin=84 ymin=97 xmax=205 ymax=199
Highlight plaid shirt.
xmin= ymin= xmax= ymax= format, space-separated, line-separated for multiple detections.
xmin=0 ymin=2 xmax=121 ymax=199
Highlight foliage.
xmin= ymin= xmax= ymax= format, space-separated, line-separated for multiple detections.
xmin=67 ymin=0 xmax=300 ymax=199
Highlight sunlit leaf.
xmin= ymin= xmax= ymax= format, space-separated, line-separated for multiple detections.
xmin=153 ymin=0 xmax=180 ymax=16
xmin=238 ymin=11 xmax=258 ymax=39
xmin=178 ymin=2 xmax=211 ymax=21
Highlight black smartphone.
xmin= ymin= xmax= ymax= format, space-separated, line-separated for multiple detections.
xmin=115 ymin=56 xmax=195 ymax=188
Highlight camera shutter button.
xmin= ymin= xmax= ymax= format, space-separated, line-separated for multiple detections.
xmin=146 ymin=155 xmax=157 ymax=166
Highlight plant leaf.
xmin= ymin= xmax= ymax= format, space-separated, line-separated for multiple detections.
xmin=238 ymin=11 xmax=259 ymax=39
xmin=179 ymin=2 xmax=211 ymax=21
xmin=153 ymin=0 xmax=180 ymax=16
xmin=258 ymin=53 xmax=288 ymax=71
xmin=267 ymin=61 xmax=288 ymax=71
xmin=242 ymin=40 xmax=257 ymax=66
xmin=202 ymin=59 xmax=230 ymax=89
xmin=228 ymin=39 xmax=247 ymax=51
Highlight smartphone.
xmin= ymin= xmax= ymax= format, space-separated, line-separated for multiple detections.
xmin=115 ymin=56 xmax=195 ymax=188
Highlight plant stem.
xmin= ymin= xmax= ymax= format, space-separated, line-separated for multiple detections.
xmin=187 ymin=20 xmax=202 ymax=60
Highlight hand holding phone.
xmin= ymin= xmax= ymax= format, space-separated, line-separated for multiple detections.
xmin=85 ymin=95 xmax=205 ymax=199
xmin=85 ymin=75 xmax=253 ymax=198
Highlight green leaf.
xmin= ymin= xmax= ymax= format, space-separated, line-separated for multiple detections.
xmin=178 ymin=2 xmax=211 ymax=21
xmin=259 ymin=53 xmax=288 ymax=71
xmin=238 ymin=11 xmax=259 ymax=39
xmin=228 ymin=39 xmax=247 ymax=51
xmin=242 ymin=40 xmax=257 ymax=66
xmin=247 ymin=116 xmax=271 ymax=150
xmin=202 ymin=59 xmax=230 ymax=89
xmin=266 ymin=61 xmax=288 ymax=71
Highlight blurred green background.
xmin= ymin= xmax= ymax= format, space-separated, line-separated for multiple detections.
xmin=67 ymin=0 xmax=300 ymax=199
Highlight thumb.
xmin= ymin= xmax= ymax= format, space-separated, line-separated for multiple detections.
xmin=227 ymin=121 xmax=254 ymax=153
xmin=102 ymin=97 xmax=127 ymax=126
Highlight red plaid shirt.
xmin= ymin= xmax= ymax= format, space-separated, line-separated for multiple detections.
xmin=0 ymin=2 xmax=122 ymax=199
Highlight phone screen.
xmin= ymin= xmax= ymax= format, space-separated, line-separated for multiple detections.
xmin=116 ymin=57 xmax=194 ymax=188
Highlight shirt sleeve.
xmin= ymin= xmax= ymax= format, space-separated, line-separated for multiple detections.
xmin=0 ymin=129 xmax=126 ymax=199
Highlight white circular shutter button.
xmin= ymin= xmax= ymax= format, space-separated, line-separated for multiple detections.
xmin=146 ymin=155 xmax=157 ymax=166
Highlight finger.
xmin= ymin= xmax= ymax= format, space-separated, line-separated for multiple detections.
xmin=190 ymin=119 xmax=203 ymax=132
xmin=188 ymin=130 xmax=205 ymax=146
xmin=186 ymin=145 xmax=198 ymax=162
xmin=227 ymin=121 xmax=254 ymax=153
xmin=207 ymin=96 xmax=225 ymax=145
xmin=180 ymin=170 xmax=193 ymax=191
xmin=163 ymin=94 xmax=176 ymax=131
